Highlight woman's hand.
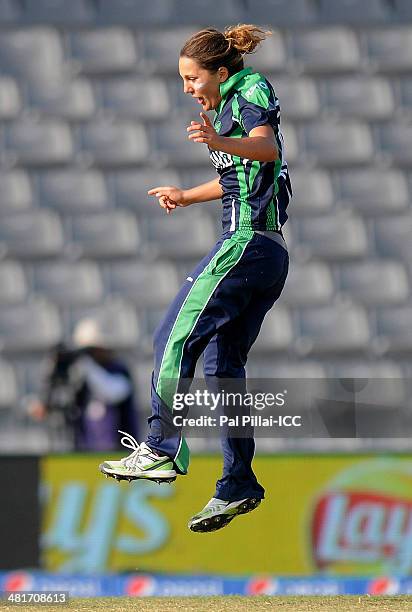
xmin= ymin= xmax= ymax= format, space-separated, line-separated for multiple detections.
xmin=147 ymin=185 xmax=187 ymax=214
xmin=187 ymin=112 xmax=222 ymax=150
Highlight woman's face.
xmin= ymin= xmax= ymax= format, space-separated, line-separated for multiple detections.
xmin=179 ymin=56 xmax=227 ymax=111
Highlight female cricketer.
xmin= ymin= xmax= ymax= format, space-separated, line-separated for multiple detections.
xmin=100 ymin=24 xmax=292 ymax=533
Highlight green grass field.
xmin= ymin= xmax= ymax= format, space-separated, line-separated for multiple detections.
xmin=2 ymin=597 xmax=412 ymax=612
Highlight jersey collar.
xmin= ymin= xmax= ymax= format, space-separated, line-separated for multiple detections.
xmin=216 ymin=67 xmax=253 ymax=114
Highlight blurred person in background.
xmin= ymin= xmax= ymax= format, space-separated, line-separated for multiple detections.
xmin=101 ymin=24 xmax=291 ymax=532
xmin=29 ymin=318 xmax=138 ymax=451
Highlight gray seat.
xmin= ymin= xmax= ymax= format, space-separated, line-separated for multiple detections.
xmin=0 ymin=261 xmax=27 ymax=305
xmin=336 ymin=169 xmax=409 ymax=215
xmin=243 ymin=31 xmax=286 ymax=73
xmin=289 ymin=169 xmax=334 ymax=215
xmin=69 ymin=298 xmax=139 ymax=350
xmin=366 ymin=29 xmax=412 ymax=73
xmin=0 ymin=0 xmax=21 ymax=23
xmin=32 ymin=261 xmax=104 ymax=305
xmin=109 ymin=261 xmax=180 ymax=307
xmin=112 ymin=169 xmax=181 ymax=216
xmin=151 ymin=120 xmax=212 ymax=167
xmin=170 ymin=0 xmax=244 ymax=25
xmin=247 ymin=358 xmax=327 ymax=380
xmin=250 ymin=306 xmax=294 ymax=353
xmin=378 ymin=123 xmax=412 ymax=166
xmin=23 ymin=0 xmax=95 ymax=25
xmin=339 ymin=260 xmax=409 ymax=305
xmin=38 ymin=170 xmax=109 ymax=213
xmin=376 ymin=307 xmax=412 ymax=354
xmin=97 ymin=0 xmax=174 ymax=26
xmin=0 ymin=28 xmax=64 ymax=82
xmin=5 ymin=119 xmax=73 ymax=165
xmin=0 ymin=76 xmax=21 ymax=119
xmin=291 ymin=28 xmax=361 ymax=73
xmin=101 ymin=77 xmax=169 ymax=120
xmin=132 ymin=358 xmax=154 ymax=413
xmin=303 ymin=121 xmax=373 ymax=165
xmin=244 ymin=0 xmax=316 ymax=27
xmin=28 ymin=79 xmax=95 ymax=120
xmin=0 ymin=298 xmax=61 ymax=352
xmin=297 ymin=213 xmax=368 ymax=260
xmin=394 ymin=0 xmax=412 ymax=20
xmin=0 ymin=211 xmax=64 ymax=258
xmin=70 ymin=28 xmax=137 ymax=74
xmin=374 ymin=215 xmax=412 ymax=265
xmin=70 ymin=211 xmax=140 ymax=257
xmin=0 ymin=170 xmax=32 ymax=212
xmin=0 ymin=358 xmax=17 ymax=408
xmin=270 ymin=76 xmax=319 ymax=121
xmin=318 ymin=0 xmax=390 ymax=24
xmin=279 ymin=261 xmax=334 ymax=306
xmin=139 ymin=28 xmax=201 ymax=75
xmin=278 ymin=123 xmax=299 ymax=165
xmin=321 ymin=77 xmax=394 ymax=119
xmin=297 ymin=303 xmax=370 ymax=354
xmin=146 ymin=209 xmax=215 ymax=259
xmin=80 ymin=121 xmax=148 ymax=166
xmin=399 ymin=78 xmax=412 ymax=112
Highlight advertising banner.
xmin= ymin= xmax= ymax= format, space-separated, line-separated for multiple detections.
xmin=41 ymin=454 xmax=412 ymax=576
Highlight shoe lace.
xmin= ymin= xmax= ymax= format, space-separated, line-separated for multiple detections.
xmin=118 ymin=430 xmax=141 ymax=468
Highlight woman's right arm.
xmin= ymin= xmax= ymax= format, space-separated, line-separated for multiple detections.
xmin=148 ymin=177 xmax=222 ymax=214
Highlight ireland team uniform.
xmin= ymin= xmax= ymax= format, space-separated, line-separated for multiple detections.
xmin=102 ymin=67 xmax=292 ymax=508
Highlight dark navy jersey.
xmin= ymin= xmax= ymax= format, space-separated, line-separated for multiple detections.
xmin=210 ymin=67 xmax=292 ymax=233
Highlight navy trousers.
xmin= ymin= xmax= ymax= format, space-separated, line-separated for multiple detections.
xmin=146 ymin=229 xmax=289 ymax=501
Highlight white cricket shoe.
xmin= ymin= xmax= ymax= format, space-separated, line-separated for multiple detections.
xmin=188 ymin=496 xmax=261 ymax=533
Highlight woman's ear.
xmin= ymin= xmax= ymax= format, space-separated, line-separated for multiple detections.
xmin=218 ymin=66 xmax=229 ymax=82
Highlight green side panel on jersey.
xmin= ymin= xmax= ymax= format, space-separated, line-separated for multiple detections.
xmin=175 ymin=436 xmax=190 ymax=474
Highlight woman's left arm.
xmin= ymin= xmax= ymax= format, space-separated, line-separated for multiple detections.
xmin=187 ymin=112 xmax=278 ymax=163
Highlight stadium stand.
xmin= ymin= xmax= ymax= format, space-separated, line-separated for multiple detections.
xmin=0 ymin=1 xmax=411 ymax=450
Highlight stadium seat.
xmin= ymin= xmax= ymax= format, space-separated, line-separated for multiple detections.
xmin=69 ymin=298 xmax=139 ymax=350
xmin=139 ymin=28 xmax=204 ymax=75
xmin=97 ymin=0 xmax=174 ymax=26
xmin=0 ymin=261 xmax=27 ymax=305
xmin=0 ymin=211 xmax=64 ymax=258
xmin=250 ymin=306 xmax=294 ymax=353
xmin=101 ymin=77 xmax=169 ymax=120
xmin=291 ymin=28 xmax=361 ymax=73
xmin=0 ymin=170 xmax=32 ymax=212
xmin=318 ymin=0 xmax=391 ymax=25
xmin=374 ymin=216 xmax=412 ymax=265
xmin=297 ymin=214 xmax=368 ymax=260
xmin=5 ymin=119 xmax=73 ymax=165
xmin=394 ymin=0 xmax=412 ymax=20
xmin=244 ymin=0 xmax=317 ymax=27
xmin=336 ymin=168 xmax=409 ymax=215
xmin=132 ymin=358 xmax=154 ymax=412
xmin=70 ymin=211 xmax=140 ymax=258
xmin=377 ymin=123 xmax=412 ymax=166
xmin=169 ymin=0 xmax=244 ymax=26
xmin=23 ymin=0 xmax=96 ymax=25
xmin=321 ymin=77 xmax=394 ymax=119
xmin=112 ymin=168 xmax=181 ymax=216
xmin=270 ymin=77 xmax=320 ymax=121
xmin=297 ymin=303 xmax=370 ymax=354
xmin=376 ymin=307 xmax=412 ymax=354
xmin=32 ymin=261 xmax=104 ymax=305
xmin=0 ymin=28 xmax=64 ymax=82
xmin=288 ymin=169 xmax=334 ymax=215
xmin=37 ymin=170 xmax=109 ymax=213
xmin=366 ymin=28 xmax=412 ymax=73
xmin=28 ymin=78 xmax=95 ymax=120
xmin=0 ymin=359 xmax=17 ymax=408
xmin=69 ymin=28 xmax=137 ymax=74
xmin=0 ymin=298 xmax=61 ymax=352
xmin=279 ymin=123 xmax=299 ymax=165
xmin=247 ymin=358 xmax=327 ymax=380
xmin=303 ymin=121 xmax=373 ymax=166
xmin=151 ymin=120 xmax=213 ymax=167
xmin=338 ymin=260 xmax=409 ymax=305
xmin=0 ymin=0 xmax=20 ymax=23
xmin=145 ymin=209 xmax=215 ymax=259
xmin=279 ymin=261 xmax=334 ymax=306
xmin=243 ymin=31 xmax=286 ymax=73
xmin=79 ymin=121 xmax=148 ymax=166
xmin=0 ymin=76 xmax=21 ymax=119
xmin=399 ymin=78 xmax=412 ymax=112
xmin=109 ymin=261 xmax=180 ymax=307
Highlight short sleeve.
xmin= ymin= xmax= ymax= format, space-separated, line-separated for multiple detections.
xmin=238 ymin=93 xmax=280 ymax=135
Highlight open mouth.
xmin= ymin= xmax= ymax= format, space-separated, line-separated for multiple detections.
xmin=196 ymin=97 xmax=205 ymax=105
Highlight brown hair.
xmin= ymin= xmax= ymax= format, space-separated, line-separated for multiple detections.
xmin=180 ymin=24 xmax=272 ymax=76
